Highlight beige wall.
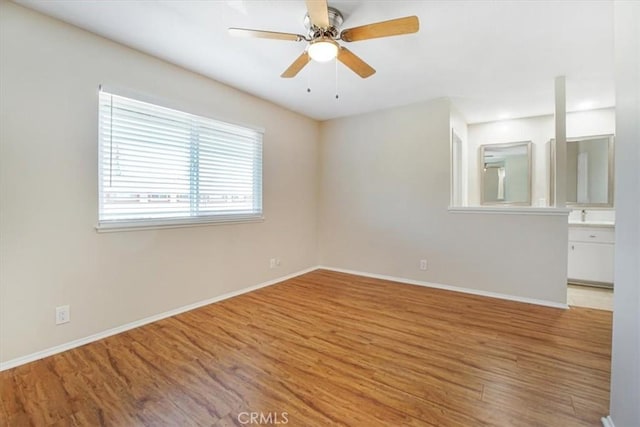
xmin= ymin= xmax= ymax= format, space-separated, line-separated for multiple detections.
xmin=318 ymin=98 xmax=568 ymax=304
xmin=0 ymin=2 xmax=319 ymax=363
xmin=1 ymin=2 xmax=575 ymax=367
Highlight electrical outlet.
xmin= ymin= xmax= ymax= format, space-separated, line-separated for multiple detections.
xmin=270 ymin=258 xmax=282 ymax=269
xmin=56 ymin=305 xmax=70 ymax=325
xmin=419 ymin=259 xmax=428 ymax=271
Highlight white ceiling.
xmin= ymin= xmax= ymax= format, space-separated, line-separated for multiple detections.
xmin=16 ymin=0 xmax=615 ymax=123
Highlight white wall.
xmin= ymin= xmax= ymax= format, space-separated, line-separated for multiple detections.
xmin=609 ymin=1 xmax=640 ymax=425
xmin=0 ymin=2 xmax=319 ymax=363
xmin=467 ymin=109 xmax=615 ymax=217
xmin=318 ymin=98 xmax=569 ymax=305
xmin=450 ymin=105 xmax=469 ymax=205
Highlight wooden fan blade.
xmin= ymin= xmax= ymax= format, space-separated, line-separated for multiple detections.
xmin=340 ymin=16 xmax=419 ymax=42
xmin=306 ymin=0 xmax=330 ymax=28
xmin=281 ymin=52 xmax=310 ymax=78
xmin=337 ymin=47 xmax=376 ymax=78
xmin=229 ymin=28 xmax=304 ymax=42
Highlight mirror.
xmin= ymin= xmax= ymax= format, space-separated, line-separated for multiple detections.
xmin=480 ymin=141 xmax=532 ymax=206
xmin=566 ymin=135 xmax=614 ymax=207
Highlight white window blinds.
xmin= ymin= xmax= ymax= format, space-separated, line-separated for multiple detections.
xmin=98 ymin=90 xmax=263 ymax=229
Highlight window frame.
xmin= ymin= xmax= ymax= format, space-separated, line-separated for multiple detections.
xmin=96 ymin=86 xmax=264 ymax=232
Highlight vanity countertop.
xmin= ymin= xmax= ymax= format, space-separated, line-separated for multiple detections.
xmin=568 ymin=221 xmax=615 ymax=228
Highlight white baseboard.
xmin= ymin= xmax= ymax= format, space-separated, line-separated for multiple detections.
xmin=601 ymin=415 xmax=615 ymax=427
xmin=318 ymin=266 xmax=569 ymax=309
xmin=0 ymin=266 xmax=319 ymax=372
xmin=1 ymin=264 xmax=568 ymax=371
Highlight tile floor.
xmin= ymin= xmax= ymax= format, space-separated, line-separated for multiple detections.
xmin=567 ymin=284 xmax=614 ymax=311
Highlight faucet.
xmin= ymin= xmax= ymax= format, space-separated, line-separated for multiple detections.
xmin=581 ymin=209 xmax=587 ymax=222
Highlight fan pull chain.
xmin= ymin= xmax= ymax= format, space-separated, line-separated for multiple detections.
xmin=307 ymin=57 xmax=311 ymax=93
xmin=335 ymin=57 xmax=339 ymax=99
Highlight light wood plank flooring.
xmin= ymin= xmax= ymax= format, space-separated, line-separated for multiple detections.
xmin=0 ymin=270 xmax=612 ymax=426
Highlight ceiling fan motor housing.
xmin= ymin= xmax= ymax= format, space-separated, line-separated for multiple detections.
xmin=304 ymin=6 xmax=344 ymax=39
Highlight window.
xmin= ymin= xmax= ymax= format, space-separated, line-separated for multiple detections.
xmin=98 ymin=89 xmax=263 ymax=230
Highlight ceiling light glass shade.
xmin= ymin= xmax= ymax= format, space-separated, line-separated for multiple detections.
xmin=308 ymin=39 xmax=339 ymax=62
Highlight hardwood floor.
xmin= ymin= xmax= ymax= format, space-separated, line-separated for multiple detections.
xmin=0 ymin=270 xmax=612 ymax=426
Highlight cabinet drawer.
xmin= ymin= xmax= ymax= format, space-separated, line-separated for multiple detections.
xmin=569 ymin=227 xmax=615 ymax=244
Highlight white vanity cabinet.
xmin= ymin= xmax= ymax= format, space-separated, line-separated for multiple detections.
xmin=568 ymin=225 xmax=615 ymax=287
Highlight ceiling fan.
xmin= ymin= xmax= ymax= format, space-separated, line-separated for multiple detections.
xmin=229 ymin=0 xmax=419 ymax=79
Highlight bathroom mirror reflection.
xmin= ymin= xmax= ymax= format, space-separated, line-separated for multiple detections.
xmin=566 ymin=135 xmax=614 ymax=207
xmin=480 ymin=141 xmax=532 ymax=206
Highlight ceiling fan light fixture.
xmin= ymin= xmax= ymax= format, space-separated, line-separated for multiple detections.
xmin=308 ymin=38 xmax=339 ymax=62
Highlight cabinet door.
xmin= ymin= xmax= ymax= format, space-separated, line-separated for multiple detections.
xmin=568 ymin=242 xmax=614 ymax=284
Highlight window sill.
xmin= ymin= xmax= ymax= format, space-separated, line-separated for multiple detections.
xmin=96 ymin=215 xmax=265 ymax=233
xmin=448 ymin=206 xmax=571 ymax=216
